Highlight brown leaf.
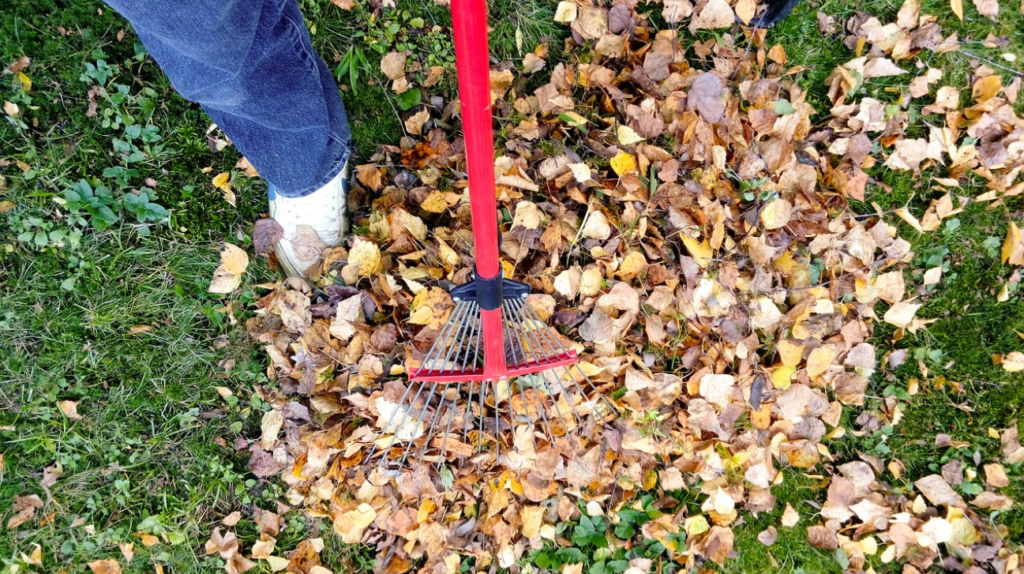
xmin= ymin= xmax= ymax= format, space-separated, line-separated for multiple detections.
xmin=694 ymin=526 xmax=734 ymax=565
xmin=6 ymin=494 xmax=43 ymax=529
xmin=209 ymin=243 xmax=249 ymax=294
xmin=59 ymin=400 xmax=82 ymax=420
xmin=7 ymin=56 xmax=30 ymax=74
xmin=757 ymin=526 xmax=778 ymax=546
xmin=662 ymin=0 xmax=693 ymax=23
xmin=87 ymin=559 xmax=122 ymax=574
xmin=971 ymin=491 xmax=1014 ymax=510
xmin=290 ymin=225 xmax=328 ymax=263
xmin=380 ymin=52 xmax=407 ymax=80
xmin=1002 ymin=425 xmax=1024 ymax=463
xmin=972 ymin=0 xmax=998 ymax=19
xmin=404 ymin=109 xmax=430 ymax=135
xmin=807 ymin=525 xmax=838 ymax=549
xmin=253 ymin=219 xmax=284 ymax=254
xmin=984 ymin=463 xmax=1010 ymax=488
xmin=118 ymin=542 xmax=134 ymax=564
xmin=914 ymin=474 xmax=964 ymax=507
xmin=687 ymin=73 xmax=725 ymax=124
xmin=330 ymin=0 xmax=355 ymax=9
xmin=689 ymin=0 xmax=734 ymax=31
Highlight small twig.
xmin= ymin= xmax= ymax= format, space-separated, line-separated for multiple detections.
xmin=956 ymin=50 xmax=1024 ymax=77
xmin=367 ymin=70 xmax=410 ymax=138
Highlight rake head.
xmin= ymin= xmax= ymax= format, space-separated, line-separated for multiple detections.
xmin=366 ymin=277 xmax=617 ymax=469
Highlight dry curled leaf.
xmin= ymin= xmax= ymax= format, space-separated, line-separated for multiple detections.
xmin=209 ymin=243 xmax=249 ymax=293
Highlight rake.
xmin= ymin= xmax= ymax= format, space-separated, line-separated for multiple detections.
xmin=367 ymin=0 xmax=617 ymax=469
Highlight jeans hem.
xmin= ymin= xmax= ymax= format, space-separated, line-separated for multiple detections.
xmin=274 ymin=143 xmax=351 ymax=198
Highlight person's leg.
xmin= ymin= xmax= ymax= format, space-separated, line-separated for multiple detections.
xmin=105 ymin=0 xmax=351 ymax=276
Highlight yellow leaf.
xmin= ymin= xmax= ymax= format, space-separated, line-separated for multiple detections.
xmin=521 ymin=506 xmax=546 ymax=539
xmin=616 ymin=125 xmax=644 ymax=146
xmin=772 ymin=365 xmax=796 ymax=390
xmin=560 ymin=111 xmax=588 ymax=126
xmin=777 ymin=339 xmax=805 ymax=366
xmin=419 ymin=190 xmax=452 ymax=214
xmin=15 ymin=71 xmax=31 ymax=92
xmin=266 ymin=556 xmax=290 ymax=572
xmin=760 ymin=199 xmax=792 ymax=230
xmin=1002 ymin=351 xmax=1024 ymax=372
xmin=972 ymin=75 xmax=1002 ymax=103
xmin=342 ymin=238 xmax=383 ymax=283
xmin=579 ymin=267 xmax=604 ymax=297
xmin=437 ymin=236 xmax=461 ymax=269
xmin=618 ymin=251 xmax=647 ymax=280
xmin=553 ymin=1 xmax=577 ymax=23
xmin=213 ymin=172 xmax=236 ymax=206
xmin=681 ymin=234 xmax=713 ymax=268
xmin=609 ymin=151 xmax=638 ymax=176
xmin=884 ymin=301 xmax=922 ymax=329
xmin=1002 ymin=221 xmax=1024 ymax=265
xmin=333 ymin=503 xmax=377 ymax=544
xmin=950 ymin=0 xmax=963 ymax=19
xmin=212 ymin=172 xmax=231 ymax=192
xmin=896 ymin=207 xmax=925 ymax=233
xmin=734 ymin=0 xmax=757 ymax=23
xmin=684 ymin=515 xmax=710 ymax=537
xmin=209 ymin=243 xmax=249 ymax=293
xmin=135 ymin=532 xmax=160 ymax=546
xmin=806 ymin=346 xmax=836 ymax=379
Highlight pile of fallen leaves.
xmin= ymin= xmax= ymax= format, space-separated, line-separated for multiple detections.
xmin=208 ymin=1 xmax=1024 ymax=573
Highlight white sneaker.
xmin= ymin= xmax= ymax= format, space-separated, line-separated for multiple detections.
xmin=268 ymin=163 xmax=348 ymax=278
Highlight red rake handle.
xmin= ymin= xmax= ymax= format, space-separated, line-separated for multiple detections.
xmin=451 ymin=0 xmax=507 ymax=379
xmin=451 ymin=0 xmax=500 ymax=279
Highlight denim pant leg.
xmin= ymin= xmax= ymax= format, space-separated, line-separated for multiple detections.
xmin=104 ymin=0 xmax=351 ymax=198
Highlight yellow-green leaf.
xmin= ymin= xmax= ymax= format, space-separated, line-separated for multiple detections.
xmin=610 ymin=151 xmax=638 ymax=176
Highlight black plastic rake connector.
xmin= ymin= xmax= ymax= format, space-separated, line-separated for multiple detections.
xmin=449 ymin=273 xmax=531 ymax=311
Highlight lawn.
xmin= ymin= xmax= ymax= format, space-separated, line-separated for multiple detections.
xmin=1 ymin=0 xmax=1023 ymax=573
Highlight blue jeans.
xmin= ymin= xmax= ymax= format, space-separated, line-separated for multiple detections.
xmin=105 ymin=0 xmax=352 ymax=198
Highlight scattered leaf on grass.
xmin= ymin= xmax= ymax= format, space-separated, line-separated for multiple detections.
xmin=209 ymin=243 xmax=249 ymax=293
xmin=87 ymin=559 xmax=122 ymax=574
xmin=59 ymin=400 xmax=82 ymax=420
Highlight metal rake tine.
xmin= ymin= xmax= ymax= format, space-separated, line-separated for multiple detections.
xmin=402 ymin=300 xmax=476 ymax=465
xmin=501 ymin=308 xmax=537 ymax=451
xmin=459 ymin=315 xmax=481 ymax=444
xmin=434 ymin=385 xmax=459 ymax=469
xmin=462 ymin=378 xmax=475 ymax=445
xmin=478 ymin=380 xmax=487 ymax=455
xmin=508 ymin=299 xmax=581 ymax=430
xmin=455 ymin=303 xmax=480 ymax=379
xmin=417 ymin=382 xmax=449 ymax=463
xmin=380 ymin=543 xmax=398 ymax=573
xmin=420 ymin=301 xmax=472 ymax=371
xmin=493 ymin=380 xmax=502 ymax=460
xmin=506 ymin=304 xmax=558 ymax=444
xmin=512 ymin=298 xmax=593 ymax=408
xmin=520 ymin=301 xmax=620 ymax=415
xmin=437 ymin=301 xmax=478 ymax=374
xmin=377 ymin=302 xmax=472 ymax=467
xmin=399 ymin=381 xmax=446 ymax=466
xmin=370 ymin=380 xmax=428 ymax=467
xmin=363 ymin=377 xmax=419 ymax=464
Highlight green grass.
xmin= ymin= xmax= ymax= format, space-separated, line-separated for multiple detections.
xmin=1 ymin=0 xmax=1023 ymax=572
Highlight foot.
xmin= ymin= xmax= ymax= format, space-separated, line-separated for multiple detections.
xmin=268 ymin=163 xmax=348 ymax=278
